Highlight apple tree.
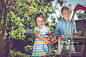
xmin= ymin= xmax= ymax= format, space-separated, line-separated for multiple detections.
xmin=0 ymin=0 xmax=63 ymax=57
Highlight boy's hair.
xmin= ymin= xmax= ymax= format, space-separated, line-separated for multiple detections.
xmin=35 ymin=12 xmax=47 ymax=25
xmin=61 ymin=5 xmax=72 ymax=14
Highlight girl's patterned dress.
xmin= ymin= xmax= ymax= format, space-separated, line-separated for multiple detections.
xmin=32 ymin=26 xmax=51 ymax=57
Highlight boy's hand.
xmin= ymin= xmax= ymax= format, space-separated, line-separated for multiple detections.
xmin=74 ymin=32 xmax=79 ymax=36
xmin=59 ymin=34 xmax=64 ymax=39
xmin=56 ymin=34 xmax=60 ymax=39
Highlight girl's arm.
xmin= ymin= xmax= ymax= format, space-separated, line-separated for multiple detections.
xmin=34 ymin=31 xmax=50 ymax=44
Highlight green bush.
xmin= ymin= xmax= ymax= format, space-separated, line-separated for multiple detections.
xmin=9 ymin=50 xmax=31 ymax=57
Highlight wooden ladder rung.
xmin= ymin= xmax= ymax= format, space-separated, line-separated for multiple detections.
xmin=65 ymin=52 xmax=82 ymax=54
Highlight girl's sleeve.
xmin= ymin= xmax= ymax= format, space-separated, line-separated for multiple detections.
xmin=55 ymin=22 xmax=60 ymax=35
xmin=73 ymin=21 xmax=77 ymax=33
xmin=48 ymin=28 xmax=50 ymax=33
xmin=34 ymin=26 xmax=39 ymax=31
xmin=46 ymin=27 xmax=50 ymax=33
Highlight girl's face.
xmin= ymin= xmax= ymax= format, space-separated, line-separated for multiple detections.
xmin=62 ymin=10 xmax=71 ymax=20
xmin=36 ymin=17 xmax=45 ymax=27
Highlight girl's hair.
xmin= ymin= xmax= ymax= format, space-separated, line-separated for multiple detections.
xmin=61 ymin=5 xmax=72 ymax=14
xmin=35 ymin=12 xmax=47 ymax=26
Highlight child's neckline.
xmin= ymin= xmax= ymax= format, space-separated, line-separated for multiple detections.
xmin=63 ymin=18 xmax=70 ymax=22
xmin=38 ymin=26 xmax=45 ymax=28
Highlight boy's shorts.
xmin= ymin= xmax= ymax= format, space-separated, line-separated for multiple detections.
xmin=57 ymin=39 xmax=75 ymax=55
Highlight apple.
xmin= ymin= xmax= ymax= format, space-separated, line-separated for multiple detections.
xmin=16 ymin=20 xmax=17 ymax=21
xmin=34 ymin=5 xmax=36 ymax=8
xmin=47 ymin=32 xmax=51 ymax=36
xmin=46 ymin=4 xmax=49 ymax=8
xmin=52 ymin=38 xmax=56 ymax=41
xmin=18 ymin=31 xmax=20 ymax=33
xmin=78 ymin=31 xmax=82 ymax=35
xmin=59 ymin=34 xmax=64 ymax=38
xmin=53 ymin=36 xmax=56 ymax=38
xmin=27 ymin=3 xmax=31 ymax=6
xmin=46 ymin=37 xmax=51 ymax=41
xmin=18 ymin=11 xmax=21 ymax=14
xmin=16 ymin=33 xmax=18 ymax=35
xmin=52 ymin=33 xmax=54 ymax=36
xmin=49 ymin=35 xmax=52 ymax=38
xmin=25 ymin=9 xmax=29 ymax=13
xmin=62 ymin=35 xmax=64 ymax=37
xmin=60 ymin=34 xmax=64 ymax=37
xmin=44 ymin=35 xmax=48 ymax=38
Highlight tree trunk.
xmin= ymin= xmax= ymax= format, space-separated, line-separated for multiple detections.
xmin=0 ymin=33 xmax=4 ymax=57
xmin=5 ymin=39 xmax=10 ymax=57
xmin=1 ymin=2 xmax=7 ymax=57
xmin=5 ymin=17 xmax=11 ymax=57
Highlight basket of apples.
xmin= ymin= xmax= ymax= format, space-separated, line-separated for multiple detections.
xmin=43 ymin=32 xmax=58 ymax=44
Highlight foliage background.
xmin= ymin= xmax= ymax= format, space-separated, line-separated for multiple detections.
xmin=0 ymin=0 xmax=64 ymax=57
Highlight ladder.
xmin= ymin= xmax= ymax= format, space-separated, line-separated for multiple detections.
xmin=61 ymin=4 xmax=86 ymax=57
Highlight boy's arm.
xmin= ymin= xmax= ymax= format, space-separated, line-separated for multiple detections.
xmin=73 ymin=21 xmax=79 ymax=36
xmin=73 ymin=21 xmax=77 ymax=32
xmin=55 ymin=22 xmax=65 ymax=40
xmin=55 ymin=22 xmax=61 ymax=39
xmin=55 ymin=22 xmax=60 ymax=36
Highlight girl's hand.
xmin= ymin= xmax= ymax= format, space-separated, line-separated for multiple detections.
xmin=45 ymin=39 xmax=51 ymax=44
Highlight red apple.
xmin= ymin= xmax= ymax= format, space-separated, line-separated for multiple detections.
xmin=52 ymin=38 xmax=56 ymax=41
xmin=53 ymin=36 xmax=56 ymax=38
xmin=18 ymin=11 xmax=21 ymax=14
xmin=16 ymin=20 xmax=17 ymax=21
xmin=16 ymin=33 xmax=18 ymax=35
xmin=34 ymin=5 xmax=36 ymax=8
xmin=47 ymin=32 xmax=51 ymax=36
xmin=18 ymin=31 xmax=20 ymax=33
xmin=46 ymin=37 xmax=51 ymax=41
xmin=27 ymin=3 xmax=31 ymax=6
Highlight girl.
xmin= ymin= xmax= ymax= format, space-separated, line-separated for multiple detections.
xmin=32 ymin=12 xmax=51 ymax=57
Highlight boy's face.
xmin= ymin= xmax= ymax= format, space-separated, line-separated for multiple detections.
xmin=36 ymin=17 xmax=45 ymax=27
xmin=62 ymin=10 xmax=71 ymax=20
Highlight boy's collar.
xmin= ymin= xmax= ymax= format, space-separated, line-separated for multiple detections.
xmin=63 ymin=18 xmax=71 ymax=22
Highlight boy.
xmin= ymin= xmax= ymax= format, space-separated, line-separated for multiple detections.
xmin=55 ymin=5 xmax=79 ymax=56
